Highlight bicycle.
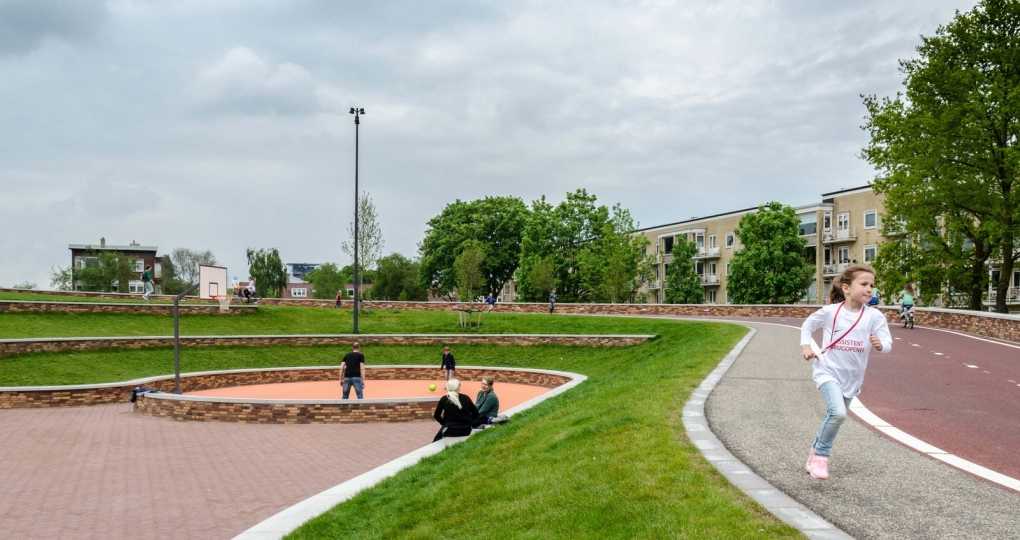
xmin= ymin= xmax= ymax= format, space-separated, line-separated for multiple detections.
xmin=900 ymin=305 xmax=915 ymax=329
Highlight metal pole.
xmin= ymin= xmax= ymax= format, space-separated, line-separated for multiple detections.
xmin=352 ymin=109 xmax=361 ymax=334
xmin=173 ymin=296 xmax=181 ymax=393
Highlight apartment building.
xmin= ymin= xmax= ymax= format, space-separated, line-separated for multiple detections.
xmin=69 ymin=237 xmax=161 ymax=293
xmin=638 ymin=185 xmax=887 ymax=305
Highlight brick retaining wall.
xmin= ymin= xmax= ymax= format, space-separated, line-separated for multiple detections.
xmin=0 ymin=300 xmax=255 ymax=315
xmin=0 ymin=287 xmax=215 ymax=304
xmin=0 ymin=333 xmax=651 ymax=358
xmin=134 ymin=366 xmax=573 ymax=424
xmin=0 ymin=365 xmax=575 ymax=422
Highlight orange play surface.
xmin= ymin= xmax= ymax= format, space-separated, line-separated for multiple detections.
xmin=187 ymin=379 xmax=549 ymax=413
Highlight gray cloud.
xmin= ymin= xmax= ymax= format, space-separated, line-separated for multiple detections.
xmin=0 ymin=0 xmax=108 ymax=55
xmin=0 ymin=0 xmax=979 ymax=288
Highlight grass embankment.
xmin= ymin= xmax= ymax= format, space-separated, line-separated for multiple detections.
xmin=1 ymin=308 xmax=799 ymax=538
xmin=0 ymin=305 xmax=649 ymax=339
xmin=0 ymin=290 xmax=183 ymax=304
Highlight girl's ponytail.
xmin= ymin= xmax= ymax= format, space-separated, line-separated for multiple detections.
xmin=829 ymin=276 xmax=846 ymax=304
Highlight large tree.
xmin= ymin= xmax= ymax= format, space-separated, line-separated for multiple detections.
xmin=169 ymin=248 xmax=218 ymax=287
xmin=50 ymin=266 xmax=72 ymax=291
xmin=727 ymin=202 xmax=814 ymax=304
xmin=304 ymin=263 xmax=346 ymax=300
xmin=419 ymin=196 xmax=529 ymax=297
xmin=862 ymin=0 xmax=1020 ymax=312
xmin=664 ymin=236 xmax=703 ymax=304
xmin=372 ymin=253 xmax=427 ymax=300
xmin=518 ymin=189 xmax=640 ymax=302
xmin=75 ymin=252 xmax=134 ymax=292
xmin=575 ymin=205 xmax=653 ymax=303
xmin=246 ymin=248 xmax=287 ymax=298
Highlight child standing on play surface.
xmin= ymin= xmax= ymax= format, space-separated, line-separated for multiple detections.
xmin=800 ymin=264 xmax=892 ymax=480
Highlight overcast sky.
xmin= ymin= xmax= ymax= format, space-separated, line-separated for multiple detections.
xmin=0 ymin=0 xmax=977 ymax=287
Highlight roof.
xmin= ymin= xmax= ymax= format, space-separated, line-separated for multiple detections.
xmin=635 ymin=201 xmax=828 ymax=234
xmin=68 ymin=244 xmax=158 ymax=252
xmin=820 ymin=184 xmax=873 ymax=197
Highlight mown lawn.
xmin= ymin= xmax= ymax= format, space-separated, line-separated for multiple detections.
xmin=0 ymin=305 xmax=659 ymax=339
xmin=0 ymin=308 xmax=799 ymax=538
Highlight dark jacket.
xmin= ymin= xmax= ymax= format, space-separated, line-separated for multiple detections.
xmin=433 ymin=393 xmax=478 ymax=437
xmin=475 ymin=390 xmax=500 ymax=419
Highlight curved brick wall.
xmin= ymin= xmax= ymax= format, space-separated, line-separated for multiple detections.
xmin=0 ymin=300 xmax=255 ymax=315
xmin=134 ymin=366 xmax=575 ymax=424
xmin=0 ymin=333 xmax=651 ymax=358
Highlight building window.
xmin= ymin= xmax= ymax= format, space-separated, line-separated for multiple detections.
xmin=823 ymin=213 xmax=832 ymax=231
xmin=1013 ymin=271 xmax=1020 ymax=288
xmin=864 ymin=210 xmax=878 ymax=229
xmin=799 ymin=215 xmax=817 ymax=236
xmin=662 ymin=236 xmax=674 ymax=254
xmin=706 ymin=289 xmax=716 ymax=303
xmin=695 ymin=233 xmax=705 ymax=249
xmin=695 ymin=261 xmax=704 ymax=275
xmin=708 ymin=262 xmax=717 ymax=276
xmin=708 ymin=235 xmax=717 ymax=249
xmin=725 ymin=263 xmax=731 ymax=275
xmin=346 ymin=288 xmax=355 ymax=297
xmin=863 ymin=245 xmax=877 ymax=263
xmin=837 ymin=212 xmax=850 ymax=233
xmin=838 ymin=247 xmax=850 ymax=264
xmin=725 ymin=232 xmax=735 ymax=248
xmin=133 ymin=259 xmax=144 ymax=272
xmin=128 ymin=280 xmax=144 ymax=293
xmin=292 ymin=288 xmax=307 ymax=298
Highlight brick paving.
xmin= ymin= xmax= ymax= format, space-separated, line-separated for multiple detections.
xmin=0 ymin=404 xmax=435 ymax=539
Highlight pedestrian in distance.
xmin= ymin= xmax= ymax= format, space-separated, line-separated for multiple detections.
xmin=548 ymin=290 xmax=557 ymax=313
xmin=340 ymin=342 xmax=366 ymax=399
xmin=897 ymin=283 xmax=916 ymax=329
xmin=800 ymin=264 xmax=892 ymax=480
xmin=335 ymin=289 xmax=343 ymax=308
xmin=141 ymin=265 xmax=154 ymax=301
xmin=440 ymin=346 xmax=456 ymax=381
xmin=432 ymin=378 xmax=479 ymax=441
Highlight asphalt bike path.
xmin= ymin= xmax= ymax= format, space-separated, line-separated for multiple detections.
xmin=704 ymin=321 xmax=1018 ymax=539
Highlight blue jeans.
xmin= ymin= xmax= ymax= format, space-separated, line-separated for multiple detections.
xmin=342 ymin=377 xmax=364 ymax=399
xmin=812 ymin=381 xmax=851 ymax=457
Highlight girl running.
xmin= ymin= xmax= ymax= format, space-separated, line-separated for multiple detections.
xmin=800 ymin=264 xmax=892 ymax=480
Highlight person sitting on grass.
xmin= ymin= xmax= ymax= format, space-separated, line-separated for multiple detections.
xmin=473 ymin=376 xmax=508 ymax=428
xmin=432 ymin=378 xmax=478 ymax=441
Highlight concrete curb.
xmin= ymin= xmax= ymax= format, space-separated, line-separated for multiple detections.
xmin=232 ymin=367 xmax=587 ymax=539
xmin=681 ymin=327 xmax=852 ymax=540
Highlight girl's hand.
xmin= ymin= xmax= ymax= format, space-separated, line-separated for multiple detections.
xmin=870 ymin=335 xmax=882 ymax=351
xmin=801 ymin=345 xmax=816 ymax=361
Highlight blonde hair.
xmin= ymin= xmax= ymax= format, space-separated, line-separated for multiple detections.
xmin=446 ymin=378 xmax=462 ymax=409
xmin=830 ymin=264 xmax=876 ymax=304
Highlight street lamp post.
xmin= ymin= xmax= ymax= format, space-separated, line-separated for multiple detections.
xmin=349 ymin=107 xmax=365 ymax=334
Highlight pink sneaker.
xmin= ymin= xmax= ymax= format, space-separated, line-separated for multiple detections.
xmin=809 ymin=455 xmax=830 ymax=480
xmin=805 ymin=449 xmax=816 ymax=473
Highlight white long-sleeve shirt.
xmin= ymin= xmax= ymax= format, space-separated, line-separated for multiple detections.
xmin=800 ymin=303 xmax=893 ymax=398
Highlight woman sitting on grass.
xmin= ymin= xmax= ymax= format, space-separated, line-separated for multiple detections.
xmin=432 ymin=379 xmax=478 ymax=441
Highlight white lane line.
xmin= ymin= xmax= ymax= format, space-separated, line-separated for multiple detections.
xmin=964 ymin=364 xmax=979 ymax=369
xmin=851 ymin=399 xmax=1020 ymax=494
xmin=911 ymin=343 xmax=920 ymax=347
xmin=933 ymin=352 xmax=944 ymax=356
xmin=669 ymin=316 xmax=1020 ymax=497
xmin=983 ymin=370 xmax=991 ymax=374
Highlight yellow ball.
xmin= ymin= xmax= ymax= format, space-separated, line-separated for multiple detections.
xmin=428 ymin=384 xmax=437 ymax=392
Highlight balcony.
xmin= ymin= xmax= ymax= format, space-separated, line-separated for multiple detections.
xmin=800 ymin=233 xmax=818 ymax=247
xmin=823 ymin=263 xmax=850 ymax=276
xmin=701 ymin=274 xmax=720 ymax=286
xmin=987 ymin=288 xmax=1020 ymax=304
xmin=822 ymin=230 xmax=856 ymax=244
xmin=646 ymin=280 xmax=661 ymax=290
xmin=693 ymin=246 xmax=721 ymax=259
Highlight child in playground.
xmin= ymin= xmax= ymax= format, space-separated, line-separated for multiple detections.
xmin=800 ymin=264 xmax=892 ymax=480
xmin=440 ymin=346 xmax=456 ymax=380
